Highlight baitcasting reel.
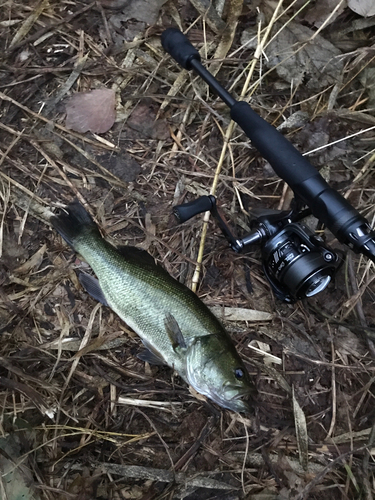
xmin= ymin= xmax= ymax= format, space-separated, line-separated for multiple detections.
xmin=173 ymin=195 xmax=339 ymax=303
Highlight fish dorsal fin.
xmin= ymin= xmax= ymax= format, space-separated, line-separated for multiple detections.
xmin=116 ymin=245 xmax=157 ymax=267
xmin=79 ymin=272 xmax=108 ymax=306
xmin=138 ymin=339 xmax=166 ymax=366
xmin=164 ymin=313 xmax=187 ymax=351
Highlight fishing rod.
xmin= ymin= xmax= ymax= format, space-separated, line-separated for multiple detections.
xmin=161 ymin=28 xmax=375 ymax=302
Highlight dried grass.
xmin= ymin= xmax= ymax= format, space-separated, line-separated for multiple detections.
xmin=0 ymin=1 xmax=375 ymax=499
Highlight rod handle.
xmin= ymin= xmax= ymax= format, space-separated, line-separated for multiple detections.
xmin=161 ymin=28 xmax=201 ymax=70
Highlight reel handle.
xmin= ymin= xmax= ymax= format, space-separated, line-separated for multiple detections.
xmin=173 ymin=195 xmax=215 ymax=223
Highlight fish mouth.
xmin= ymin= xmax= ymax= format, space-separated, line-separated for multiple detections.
xmin=222 ymin=395 xmax=251 ymax=413
xmin=229 ymin=392 xmax=253 ymax=412
xmin=212 ymin=387 xmax=255 ymax=413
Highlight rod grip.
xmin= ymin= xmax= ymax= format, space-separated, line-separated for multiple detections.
xmin=161 ymin=28 xmax=201 ymax=70
xmin=230 ymin=101 xmax=318 ymax=187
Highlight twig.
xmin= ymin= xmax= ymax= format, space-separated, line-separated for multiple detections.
xmin=191 ymin=0 xmax=284 ymax=292
xmin=361 ymin=420 xmax=375 ymax=500
xmin=325 ymin=332 xmax=337 ymax=440
xmin=174 ymin=416 xmax=216 ymax=470
xmin=188 ymin=0 xmax=226 ymax=34
xmin=6 ymin=2 xmax=96 ymax=53
xmin=294 ymin=445 xmax=369 ymax=500
xmin=347 ymin=253 xmax=375 ymax=357
xmin=74 ymin=463 xmax=237 ymax=490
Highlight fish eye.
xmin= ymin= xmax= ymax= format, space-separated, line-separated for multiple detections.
xmin=234 ymin=368 xmax=244 ymax=380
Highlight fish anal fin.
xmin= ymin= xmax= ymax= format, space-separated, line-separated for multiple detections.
xmin=138 ymin=340 xmax=166 ymax=366
xmin=164 ymin=313 xmax=187 ymax=351
xmin=137 ymin=348 xmax=166 ymax=366
xmin=79 ymin=272 xmax=108 ymax=306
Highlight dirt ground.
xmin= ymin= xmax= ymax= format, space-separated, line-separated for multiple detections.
xmin=1 ymin=1 xmax=375 ymax=499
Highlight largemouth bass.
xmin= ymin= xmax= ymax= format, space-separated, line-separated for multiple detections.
xmin=51 ymin=201 xmax=256 ymax=412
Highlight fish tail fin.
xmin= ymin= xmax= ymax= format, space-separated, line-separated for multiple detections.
xmin=51 ymin=201 xmax=99 ymax=248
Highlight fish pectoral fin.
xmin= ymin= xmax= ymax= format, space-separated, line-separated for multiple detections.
xmin=138 ymin=340 xmax=166 ymax=366
xmin=79 ymin=272 xmax=108 ymax=306
xmin=164 ymin=313 xmax=187 ymax=351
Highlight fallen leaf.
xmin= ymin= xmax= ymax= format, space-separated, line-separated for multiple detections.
xmin=250 ymin=358 xmax=292 ymax=394
xmin=277 ymin=111 xmax=309 ymax=132
xmin=40 ymin=336 xmax=128 ymax=352
xmin=292 ymin=385 xmax=309 ymax=471
xmin=65 ymin=88 xmax=116 ymax=134
xmin=348 ymin=0 xmax=375 ymax=16
xmin=304 ymin=0 xmax=346 ymax=28
xmin=99 ymin=0 xmax=168 ymax=24
xmin=359 ymin=66 xmax=375 ymax=106
xmin=265 ymin=22 xmax=343 ymax=90
xmin=333 ymin=326 xmax=365 ymax=363
xmin=0 ymin=435 xmax=42 ymax=500
xmin=1 ymin=233 xmax=29 ymax=270
xmin=210 ymin=306 xmax=272 ymax=321
xmin=138 ymin=213 xmax=156 ymax=251
xmin=98 ymin=152 xmax=141 ymax=182
xmin=14 ymin=243 xmax=46 ymax=274
xmin=127 ymin=103 xmax=170 ymax=140
xmin=248 ymin=340 xmax=282 ymax=365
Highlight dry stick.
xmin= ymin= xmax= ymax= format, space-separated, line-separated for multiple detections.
xmin=303 ymin=125 xmax=375 ymax=158
xmin=0 ymin=182 xmax=10 ymax=261
xmin=0 ymin=126 xmax=54 ymax=223
xmin=74 ymin=463 xmax=235 ymax=491
xmin=135 ymin=408 xmax=175 ymax=470
xmin=46 ymin=52 xmax=90 ymax=112
xmin=347 ymin=253 xmax=375 ymax=358
xmin=191 ymin=0 xmax=284 ymax=292
xmin=0 ymin=171 xmax=53 ymax=225
xmin=362 ymin=421 xmax=375 ymax=500
xmin=18 ymin=162 xmax=48 ymax=244
xmin=240 ymin=415 xmax=250 ymax=495
xmin=0 ymin=128 xmax=25 ymax=256
xmin=209 ymin=0 xmax=244 ymax=77
xmin=29 ymin=139 xmax=88 ymax=206
xmin=173 ymin=416 xmax=216 ymax=471
xmin=6 ymin=2 xmax=96 ymax=53
xmin=0 ymin=122 xmax=50 ymax=242
xmin=188 ymin=0 xmax=226 ymax=34
xmin=294 ymin=444 xmax=369 ymax=500
xmin=344 ymin=148 xmax=375 ymax=200
xmin=52 ymin=302 xmax=102 ymax=457
xmin=237 ymin=0 xmax=345 ymax=100
xmin=228 ymin=0 xmax=304 ymax=60
xmin=228 ymin=0 xmax=311 ymax=96
xmin=324 ymin=331 xmax=337 ymax=441
xmin=343 ymin=405 xmax=355 ymax=499
xmin=9 ymin=0 xmax=49 ymax=48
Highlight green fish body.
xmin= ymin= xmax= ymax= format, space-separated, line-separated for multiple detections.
xmin=51 ymin=201 xmax=256 ymax=412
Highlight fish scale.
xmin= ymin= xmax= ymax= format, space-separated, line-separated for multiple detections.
xmin=79 ymin=236 xmax=223 ymax=372
xmin=51 ymin=201 xmax=256 ymax=412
